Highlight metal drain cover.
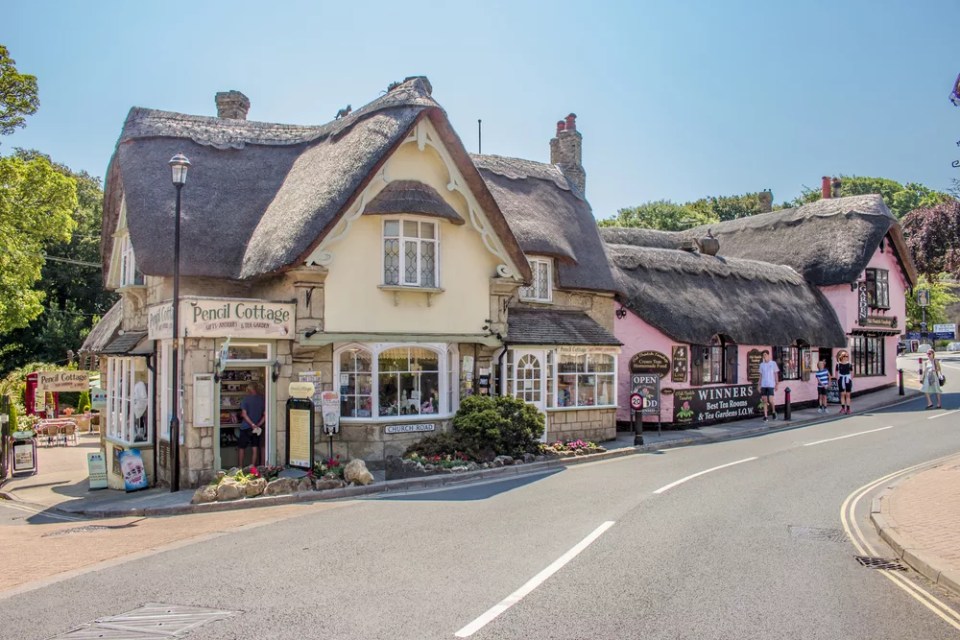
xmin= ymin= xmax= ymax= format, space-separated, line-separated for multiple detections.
xmin=788 ymin=526 xmax=848 ymax=543
xmin=855 ymin=555 xmax=909 ymax=571
xmin=50 ymin=603 xmax=238 ymax=639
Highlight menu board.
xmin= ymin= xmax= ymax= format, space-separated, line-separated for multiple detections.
xmin=298 ymin=371 xmax=323 ymax=410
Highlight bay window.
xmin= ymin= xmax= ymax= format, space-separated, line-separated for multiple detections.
xmin=334 ymin=343 xmax=456 ymax=419
xmin=383 ymin=219 xmax=438 ymax=288
xmin=503 ymin=347 xmax=618 ymax=408
xmin=106 ymin=356 xmax=152 ymax=445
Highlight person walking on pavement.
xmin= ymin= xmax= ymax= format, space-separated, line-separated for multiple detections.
xmin=835 ymin=351 xmax=854 ymax=414
xmin=238 ymin=382 xmax=266 ymax=468
xmin=758 ymin=350 xmax=780 ymax=421
xmin=920 ymin=348 xmax=943 ymax=409
xmin=814 ymin=360 xmax=830 ymax=413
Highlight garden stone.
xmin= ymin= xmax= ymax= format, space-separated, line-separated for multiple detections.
xmin=385 ymin=456 xmax=403 ymax=475
xmin=344 ymin=459 xmax=374 ymax=485
xmin=264 ymin=477 xmax=297 ymax=496
xmin=523 ymin=453 xmax=536 ymax=464
xmin=481 ymin=462 xmax=490 ymax=469
xmin=191 ymin=485 xmax=217 ymax=504
xmin=244 ymin=478 xmax=267 ymax=497
xmin=296 ymin=477 xmax=313 ymax=493
xmin=494 ymin=455 xmax=514 ymax=466
xmin=227 ymin=467 xmax=240 ymax=476
xmin=467 ymin=462 xmax=479 ymax=471
xmin=314 ymin=478 xmax=342 ymax=491
xmin=535 ymin=455 xmax=547 ymax=462
xmin=424 ymin=463 xmax=435 ymax=472
xmin=216 ymin=481 xmax=242 ymax=501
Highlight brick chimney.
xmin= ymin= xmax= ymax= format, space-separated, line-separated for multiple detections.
xmin=215 ymin=90 xmax=250 ymax=120
xmin=821 ymin=176 xmax=832 ymax=199
xmin=758 ymin=189 xmax=773 ymax=213
xmin=549 ymin=113 xmax=586 ymax=195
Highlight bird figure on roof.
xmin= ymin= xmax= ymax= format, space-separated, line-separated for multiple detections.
xmin=335 ymin=104 xmax=352 ymax=119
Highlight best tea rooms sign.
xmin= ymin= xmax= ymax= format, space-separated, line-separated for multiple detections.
xmin=148 ymin=298 xmax=295 ymax=340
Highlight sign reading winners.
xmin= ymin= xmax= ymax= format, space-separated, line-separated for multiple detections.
xmin=673 ymin=384 xmax=761 ymax=425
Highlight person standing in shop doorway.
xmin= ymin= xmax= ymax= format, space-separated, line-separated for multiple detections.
xmin=239 ymin=382 xmax=265 ymax=469
xmin=758 ymin=350 xmax=780 ymax=422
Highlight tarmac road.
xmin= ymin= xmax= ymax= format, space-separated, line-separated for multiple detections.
xmin=1 ymin=391 xmax=959 ymax=639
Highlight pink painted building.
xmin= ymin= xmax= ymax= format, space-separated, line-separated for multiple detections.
xmin=603 ymin=192 xmax=917 ymax=427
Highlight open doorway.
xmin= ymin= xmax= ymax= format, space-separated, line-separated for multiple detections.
xmin=218 ymin=366 xmax=268 ymax=469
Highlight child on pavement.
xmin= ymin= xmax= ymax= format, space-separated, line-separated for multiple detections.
xmin=814 ymin=360 xmax=830 ymax=413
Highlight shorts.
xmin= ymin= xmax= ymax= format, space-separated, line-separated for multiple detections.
xmin=817 ymin=387 xmax=828 ymax=397
xmin=237 ymin=427 xmax=261 ymax=450
xmin=838 ymin=379 xmax=853 ymax=393
xmin=760 ymin=387 xmax=775 ymax=397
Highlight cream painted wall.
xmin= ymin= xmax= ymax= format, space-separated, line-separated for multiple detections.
xmin=323 ymin=138 xmax=502 ymax=334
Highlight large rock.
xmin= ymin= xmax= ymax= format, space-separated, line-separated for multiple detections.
xmin=296 ymin=477 xmax=313 ymax=493
xmin=523 ymin=453 xmax=536 ymax=464
xmin=494 ymin=455 xmax=514 ymax=467
xmin=314 ymin=478 xmax=343 ymax=491
xmin=216 ymin=480 xmax=243 ymax=501
xmin=191 ymin=484 xmax=217 ymax=504
xmin=244 ymin=477 xmax=267 ymax=497
xmin=264 ymin=477 xmax=298 ymax=496
xmin=344 ymin=459 xmax=374 ymax=485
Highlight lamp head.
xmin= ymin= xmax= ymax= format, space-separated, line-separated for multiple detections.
xmin=169 ymin=153 xmax=191 ymax=186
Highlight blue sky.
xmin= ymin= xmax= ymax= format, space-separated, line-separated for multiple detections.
xmin=3 ymin=0 xmax=959 ymax=219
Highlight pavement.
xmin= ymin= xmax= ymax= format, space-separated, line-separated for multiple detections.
xmin=8 ymin=356 xmax=954 ymax=610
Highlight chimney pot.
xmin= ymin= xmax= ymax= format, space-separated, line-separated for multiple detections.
xmin=565 ymin=113 xmax=577 ymax=132
xmin=215 ymin=90 xmax=250 ymax=120
xmin=556 ymin=120 xmax=566 ymax=135
xmin=832 ymin=177 xmax=842 ymax=198
xmin=821 ymin=176 xmax=832 ymax=200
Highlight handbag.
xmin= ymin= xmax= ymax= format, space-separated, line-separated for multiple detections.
xmin=938 ymin=372 xmax=946 ymax=386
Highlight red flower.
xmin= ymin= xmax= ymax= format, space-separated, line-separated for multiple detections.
xmin=249 ymin=466 xmax=259 ymax=477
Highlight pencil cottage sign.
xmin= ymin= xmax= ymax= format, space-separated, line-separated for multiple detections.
xmin=148 ymin=299 xmax=296 ymax=340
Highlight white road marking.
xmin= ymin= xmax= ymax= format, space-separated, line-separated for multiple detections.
xmin=928 ymin=409 xmax=960 ymax=420
xmin=453 ymin=521 xmax=615 ymax=638
xmin=652 ymin=457 xmax=757 ymax=495
xmin=802 ymin=426 xmax=893 ymax=447
xmin=840 ymin=457 xmax=960 ymax=631
xmin=0 ymin=500 xmax=82 ymax=522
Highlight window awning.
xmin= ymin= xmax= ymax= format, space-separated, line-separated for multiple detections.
xmin=102 ymin=331 xmax=149 ymax=355
xmin=507 ymin=308 xmax=621 ymax=346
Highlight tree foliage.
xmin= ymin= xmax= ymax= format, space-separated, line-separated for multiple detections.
xmin=905 ymin=273 xmax=958 ymax=330
xmin=0 ymin=154 xmax=77 ymax=334
xmin=687 ymin=192 xmax=773 ymax=222
xmin=0 ymin=45 xmax=38 ymax=138
xmin=792 ymin=175 xmax=947 ymax=219
xmin=0 ymin=150 xmax=115 ymax=372
xmin=598 ymin=199 xmax=718 ymax=231
xmin=901 ymin=199 xmax=960 ymax=279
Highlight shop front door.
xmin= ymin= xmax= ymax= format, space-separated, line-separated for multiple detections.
xmin=511 ymin=349 xmax=548 ymax=442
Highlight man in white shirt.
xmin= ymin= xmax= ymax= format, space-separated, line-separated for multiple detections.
xmin=758 ymin=350 xmax=780 ymax=422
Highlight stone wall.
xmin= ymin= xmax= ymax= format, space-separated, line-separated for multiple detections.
xmin=546 ymin=408 xmax=616 ymax=443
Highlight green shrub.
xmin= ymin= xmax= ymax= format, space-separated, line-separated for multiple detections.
xmin=453 ymin=395 xmax=544 ymax=458
xmin=404 ymin=431 xmax=476 ymax=459
xmin=77 ymin=390 xmax=91 ymax=413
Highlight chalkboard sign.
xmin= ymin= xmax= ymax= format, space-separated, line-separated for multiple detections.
xmin=826 ymin=379 xmax=840 ymax=404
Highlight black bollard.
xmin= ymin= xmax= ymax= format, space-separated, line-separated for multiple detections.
xmin=898 ymin=368 xmax=905 ymax=396
xmin=784 ymin=387 xmax=792 ymax=421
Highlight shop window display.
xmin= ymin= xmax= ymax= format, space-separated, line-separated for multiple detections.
xmin=339 ymin=349 xmax=373 ymax=418
xmin=378 ymin=347 xmax=440 ymax=416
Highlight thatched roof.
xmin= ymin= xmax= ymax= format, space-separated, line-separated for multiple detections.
xmin=79 ymin=301 xmax=122 ymax=354
xmin=362 ymin=180 xmax=464 ymax=224
xmin=607 ymin=243 xmax=847 ymax=347
xmin=678 ymin=195 xmax=917 ymax=287
xmin=102 ymin=77 xmax=529 ymax=282
xmin=472 ymin=154 xmax=618 ymax=293
xmin=507 ymin=308 xmax=621 ymax=346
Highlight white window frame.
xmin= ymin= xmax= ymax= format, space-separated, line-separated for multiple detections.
xmin=158 ymin=341 xmax=173 ymax=441
xmin=334 ymin=342 xmax=457 ymax=422
xmin=382 ymin=217 xmax=440 ymax=289
xmin=118 ymin=234 xmax=144 ymax=287
xmin=106 ymin=356 xmax=153 ymax=446
xmin=503 ymin=347 xmax=618 ymax=409
xmin=519 ymin=257 xmax=553 ymax=302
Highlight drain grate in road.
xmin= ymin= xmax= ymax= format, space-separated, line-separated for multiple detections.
xmin=43 ymin=519 xmax=145 ymax=537
xmin=788 ymin=525 xmax=849 ymax=543
xmin=49 ymin=602 xmax=239 ymax=639
xmin=855 ymin=555 xmax=909 ymax=571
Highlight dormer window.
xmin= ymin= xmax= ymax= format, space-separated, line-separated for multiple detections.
xmin=119 ymin=235 xmax=144 ymax=287
xmin=520 ymin=257 xmax=552 ymax=302
xmin=383 ymin=218 xmax=438 ymax=288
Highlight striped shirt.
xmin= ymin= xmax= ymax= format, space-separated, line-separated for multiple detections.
xmin=815 ymin=369 xmax=830 ymax=387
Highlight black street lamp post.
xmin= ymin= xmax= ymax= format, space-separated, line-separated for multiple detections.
xmin=169 ymin=153 xmax=190 ymax=493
